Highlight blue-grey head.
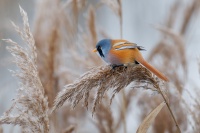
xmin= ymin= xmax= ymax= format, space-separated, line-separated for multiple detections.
xmin=93 ymin=39 xmax=112 ymax=60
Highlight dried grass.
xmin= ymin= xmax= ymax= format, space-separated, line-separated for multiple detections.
xmin=180 ymin=0 xmax=200 ymax=34
xmin=48 ymin=1 xmax=181 ymax=132
xmin=137 ymin=102 xmax=166 ymax=133
xmin=52 ymin=65 xmax=161 ymax=114
xmin=62 ymin=125 xmax=75 ymax=133
xmin=140 ymin=0 xmax=200 ymax=132
xmin=93 ymin=96 xmax=115 ymax=133
xmin=33 ymin=0 xmax=97 ymax=131
xmin=1 ymin=0 xmax=200 ymax=132
xmin=33 ymin=0 xmax=61 ymax=108
xmin=88 ymin=6 xmax=97 ymax=46
xmin=180 ymin=89 xmax=200 ymax=132
xmin=0 ymin=6 xmax=49 ymax=133
xmin=0 ymin=126 xmax=2 ymax=133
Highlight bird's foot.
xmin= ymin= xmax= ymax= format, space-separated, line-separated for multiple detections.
xmin=125 ymin=62 xmax=140 ymax=67
xmin=110 ymin=64 xmax=126 ymax=70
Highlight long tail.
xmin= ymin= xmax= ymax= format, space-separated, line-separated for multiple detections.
xmin=135 ymin=55 xmax=169 ymax=82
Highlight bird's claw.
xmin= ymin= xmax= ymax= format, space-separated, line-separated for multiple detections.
xmin=110 ymin=64 xmax=126 ymax=70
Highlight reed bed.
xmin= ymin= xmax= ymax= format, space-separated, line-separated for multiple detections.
xmin=0 ymin=0 xmax=200 ymax=133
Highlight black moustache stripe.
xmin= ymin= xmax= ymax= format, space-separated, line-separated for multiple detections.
xmin=97 ymin=47 xmax=104 ymax=57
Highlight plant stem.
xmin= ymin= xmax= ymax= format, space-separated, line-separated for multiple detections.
xmin=121 ymin=91 xmax=127 ymax=133
xmin=118 ymin=1 xmax=126 ymax=132
xmin=157 ymin=86 xmax=181 ymax=133
xmin=118 ymin=0 xmax=123 ymax=39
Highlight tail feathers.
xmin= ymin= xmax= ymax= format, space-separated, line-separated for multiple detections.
xmin=136 ymin=57 xmax=169 ymax=82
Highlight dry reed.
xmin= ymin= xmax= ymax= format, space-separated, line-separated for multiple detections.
xmin=62 ymin=125 xmax=75 ymax=133
xmin=0 ymin=126 xmax=2 ymax=133
xmin=0 ymin=6 xmax=49 ymax=133
xmin=52 ymin=65 xmax=161 ymax=114
xmin=33 ymin=0 xmax=61 ymax=108
xmin=1 ymin=0 xmax=200 ymax=132
xmin=140 ymin=0 xmax=200 ymax=132
xmin=92 ymin=96 xmax=114 ymax=133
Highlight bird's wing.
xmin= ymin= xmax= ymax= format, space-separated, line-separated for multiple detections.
xmin=113 ymin=41 xmax=145 ymax=51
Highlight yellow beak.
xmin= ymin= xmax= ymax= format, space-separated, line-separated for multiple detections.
xmin=93 ymin=48 xmax=97 ymax=52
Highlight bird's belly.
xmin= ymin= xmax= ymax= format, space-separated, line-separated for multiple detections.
xmin=107 ymin=54 xmax=123 ymax=65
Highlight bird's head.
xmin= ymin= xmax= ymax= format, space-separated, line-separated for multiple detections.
xmin=93 ymin=39 xmax=112 ymax=58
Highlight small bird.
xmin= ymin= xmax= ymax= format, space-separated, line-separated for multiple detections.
xmin=93 ymin=39 xmax=169 ymax=82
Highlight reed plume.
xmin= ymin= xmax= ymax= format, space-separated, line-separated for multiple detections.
xmin=0 ymin=6 xmax=49 ymax=133
xmin=1 ymin=0 xmax=200 ymax=132
xmin=52 ymin=65 xmax=162 ymax=114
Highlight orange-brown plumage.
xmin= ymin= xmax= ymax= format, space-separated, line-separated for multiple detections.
xmin=94 ymin=39 xmax=169 ymax=82
xmin=133 ymin=49 xmax=169 ymax=82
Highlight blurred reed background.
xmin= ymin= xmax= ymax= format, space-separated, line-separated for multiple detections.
xmin=0 ymin=0 xmax=200 ymax=133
